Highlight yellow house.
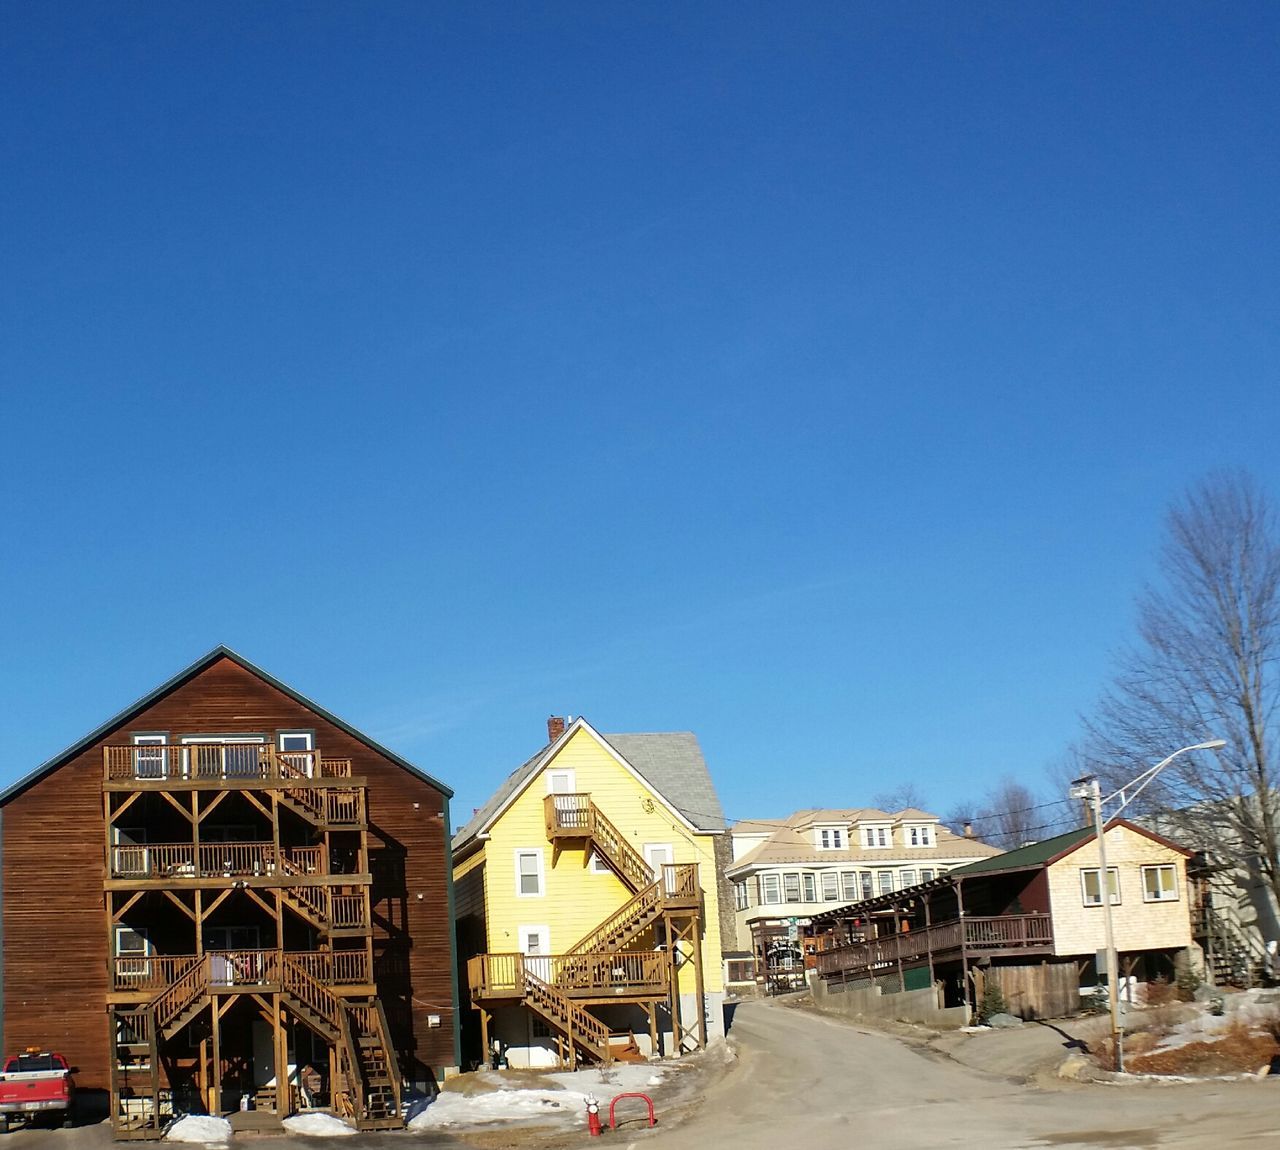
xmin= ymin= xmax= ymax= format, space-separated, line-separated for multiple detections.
xmin=453 ymin=717 xmax=728 ymax=1069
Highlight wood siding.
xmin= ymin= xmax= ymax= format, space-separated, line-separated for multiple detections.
xmin=1 ymin=656 xmax=457 ymax=1096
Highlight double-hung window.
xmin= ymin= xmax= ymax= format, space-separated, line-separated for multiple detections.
xmin=802 ymin=873 xmax=818 ymax=902
xmin=820 ymin=872 xmax=840 ymax=901
xmin=1142 ymin=865 xmax=1179 ymax=902
xmin=783 ymin=873 xmax=802 ymax=902
xmin=860 ymin=872 xmax=874 ymax=900
xmin=761 ymin=874 xmax=782 ymax=904
xmin=515 ymin=850 xmax=544 ymax=897
xmin=735 ymin=881 xmax=751 ymax=910
xmin=877 ymin=870 xmax=894 ymax=895
xmin=840 ymin=871 xmax=858 ymax=901
xmin=900 ymin=869 xmax=916 ymax=889
xmin=1081 ymin=867 xmax=1121 ymax=907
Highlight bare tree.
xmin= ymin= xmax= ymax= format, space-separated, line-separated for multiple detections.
xmin=1081 ymin=472 xmax=1280 ymax=909
xmin=873 ymin=782 xmax=928 ymax=813
xmin=945 ymin=777 xmax=1044 ymax=847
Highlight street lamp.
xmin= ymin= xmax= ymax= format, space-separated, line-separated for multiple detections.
xmin=1070 ymin=739 xmax=1226 ymax=1072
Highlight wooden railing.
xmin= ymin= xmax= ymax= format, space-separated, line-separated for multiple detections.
xmin=103 ymin=742 xmax=353 ymax=783
xmin=469 ymin=951 xmax=668 ymax=999
xmin=544 ymin=794 xmax=655 ymax=893
xmin=110 ymin=841 xmax=279 ymax=879
xmin=151 ymin=956 xmax=208 ymax=1031
xmin=331 ymin=892 xmax=368 ymax=929
xmin=280 ymin=953 xmax=343 ymax=1030
xmin=111 ymin=949 xmax=372 ymax=992
xmin=522 ymin=969 xmax=611 ymax=1059
xmin=281 ymin=785 xmax=365 ymax=826
xmin=815 ymin=914 xmax=1054 ymax=978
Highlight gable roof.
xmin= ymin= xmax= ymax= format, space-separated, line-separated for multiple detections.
xmin=452 ymin=720 xmax=726 ymax=851
xmin=0 ymin=645 xmax=452 ymax=804
xmin=947 ymin=817 xmax=1193 ymax=879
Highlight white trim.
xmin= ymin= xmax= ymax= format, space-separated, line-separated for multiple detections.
xmin=472 ymin=718 xmax=704 ymax=837
xmin=132 ymin=733 xmax=168 ymax=779
xmin=1141 ymin=864 xmax=1179 ymax=903
xmin=518 ymin=925 xmax=552 ymax=981
xmin=1081 ymin=866 xmax=1121 ymax=906
xmin=643 ymin=842 xmax=675 ymax=882
xmin=587 ymin=852 xmax=613 ymax=875
xmin=515 ymin=848 xmax=545 ymax=898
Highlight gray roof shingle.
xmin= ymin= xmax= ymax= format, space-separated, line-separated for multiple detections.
xmin=452 ymin=725 xmax=725 ymax=851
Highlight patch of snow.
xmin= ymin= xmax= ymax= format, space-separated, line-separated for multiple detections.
xmin=408 ymin=1089 xmax=579 ymax=1129
xmin=165 ymin=1115 xmax=232 ymax=1144
xmin=547 ymin=1062 xmax=666 ymax=1101
xmin=282 ymin=1113 xmax=357 ymax=1137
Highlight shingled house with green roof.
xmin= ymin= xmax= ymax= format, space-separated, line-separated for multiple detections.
xmin=811 ymin=819 xmax=1195 ymax=1020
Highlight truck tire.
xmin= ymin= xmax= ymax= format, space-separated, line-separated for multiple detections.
xmin=0 ymin=1115 xmax=9 ymax=1134
xmin=62 ymin=1111 xmax=73 ymax=1129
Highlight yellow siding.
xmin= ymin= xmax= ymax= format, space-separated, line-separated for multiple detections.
xmin=1047 ymin=826 xmax=1192 ymax=956
xmin=480 ymin=727 xmax=724 ymax=995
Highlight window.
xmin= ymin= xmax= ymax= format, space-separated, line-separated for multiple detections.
xmin=860 ymin=872 xmax=874 ymax=900
xmin=132 ymin=734 xmax=168 ymax=779
xmin=783 ymin=873 xmax=802 ymax=902
xmin=802 ymin=873 xmax=817 ymax=903
xmin=900 ymin=870 xmax=916 ymax=889
xmin=735 ymin=881 xmax=750 ymax=910
xmin=588 ymin=852 xmax=613 ymax=875
xmin=821 ymin=872 xmax=840 ymax=901
xmin=762 ymin=874 xmax=782 ymax=904
xmin=816 ymin=828 xmax=845 ymax=850
xmin=531 ymin=1017 xmax=552 ymax=1039
xmin=863 ymin=826 xmax=890 ymax=848
xmin=1142 ymin=865 xmax=1179 ymax=903
xmin=726 ymin=958 xmax=756 ymax=983
xmin=515 ymin=850 xmax=544 ymax=897
xmin=1081 ymin=867 xmax=1121 ymax=907
xmin=878 ymin=870 xmax=894 ymax=895
xmin=908 ymin=825 xmax=933 ymax=847
xmin=841 ymin=871 xmax=858 ymax=901
xmin=920 ymin=869 xmax=935 ymax=883
xmin=115 ymin=927 xmax=150 ymax=978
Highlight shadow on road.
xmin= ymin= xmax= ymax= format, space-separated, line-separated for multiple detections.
xmin=1033 ymin=1019 xmax=1091 ymax=1054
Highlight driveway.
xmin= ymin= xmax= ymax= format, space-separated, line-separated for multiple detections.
xmin=650 ymin=998 xmax=1280 ymax=1149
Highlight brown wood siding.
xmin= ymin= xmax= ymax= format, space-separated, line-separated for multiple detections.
xmin=2 ymin=656 xmax=456 ymax=1096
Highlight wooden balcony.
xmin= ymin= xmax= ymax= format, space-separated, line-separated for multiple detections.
xmin=103 ymin=743 xmax=358 ymax=790
xmin=106 ymin=841 xmax=369 ymax=888
xmin=109 ymin=949 xmax=373 ymax=999
xmin=468 ymin=951 xmax=669 ymax=1003
xmin=815 ymin=914 xmax=1054 ymax=980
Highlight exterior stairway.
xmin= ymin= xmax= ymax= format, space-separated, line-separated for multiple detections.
xmin=521 ymin=968 xmax=612 ymax=1066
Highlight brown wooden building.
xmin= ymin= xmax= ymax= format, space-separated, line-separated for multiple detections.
xmin=0 ymin=648 xmax=458 ymax=1137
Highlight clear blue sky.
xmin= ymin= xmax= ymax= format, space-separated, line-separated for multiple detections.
xmin=2 ymin=4 xmax=1277 ymax=826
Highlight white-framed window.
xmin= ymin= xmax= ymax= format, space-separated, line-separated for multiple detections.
xmin=735 ymin=880 xmax=750 ymax=910
xmin=132 ymin=734 xmax=168 ymax=779
xmin=920 ymin=869 xmax=935 ymax=882
xmin=802 ymin=873 xmax=818 ymax=902
xmin=877 ymin=870 xmax=894 ymax=895
xmin=860 ymin=872 xmax=874 ymax=900
xmin=900 ymin=869 xmax=916 ymax=888
xmin=820 ymin=872 xmax=840 ymax=901
xmin=587 ymin=852 xmax=613 ymax=875
xmin=761 ymin=873 xmax=782 ymax=904
xmin=1081 ymin=867 xmax=1121 ymax=907
xmin=515 ymin=849 xmax=545 ymax=897
xmin=783 ymin=873 xmax=802 ymax=902
xmin=815 ymin=827 xmax=845 ymax=850
xmin=840 ymin=871 xmax=858 ymax=901
xmin=907 ymin=825 xmax=933 ymax=847
xmin=863 ymin=826 xmax=891 ymax=848
xmin=545 ymin=768 xmax=576 ymax=795
xmin=1142 ymin=864 xmax=1179 ymax=903
xmin=114 ymin=926 xmax=151 ymax=978
xmin=112 ymin=827 xmax=150 ymax=877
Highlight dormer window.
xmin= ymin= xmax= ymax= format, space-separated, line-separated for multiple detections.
xmin=907 ymin=825 xmax=933 ymax=848
xmin=815 ymin=827 xmax=845 ymax=850
xmin=863 ymin=826 xmax=891 ymax=848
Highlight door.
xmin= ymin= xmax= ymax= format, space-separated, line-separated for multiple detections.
xmin=205 ymin=926 xmax=263 ymax=984
xmin=132 ymin=734 xmax=168 ymax=779
xmin=644 ymin=843 xmax=674 ymax=891
xmin=112 ymin=826 xmax=150 ymax=877
xmin=114 ymin=926 xmax=152 ymax=981
xmin=518 ymin=926 xmax=552 ymax=982
xmin=278 ymin=732 xmax=315 ymax=777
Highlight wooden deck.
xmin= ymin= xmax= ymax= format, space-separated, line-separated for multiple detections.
xmin=468 ymin=950 xmax=669 ymax=1002
xmin=815 ymin=914 xmax=1054 ymax=980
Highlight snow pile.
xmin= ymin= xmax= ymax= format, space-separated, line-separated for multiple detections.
xmin=283 ymin=1113 xmax=357 ymax=1137
xmin=165 ymin=1115 xmax=232 ymax=1144
xmin=409 ymin=1063 xmax=672 ymax=1130
xmin=1150 ymin=989 xmax=1280 ymax=1054
xmin=408 ymin=1089 xmax=579 ymax=1128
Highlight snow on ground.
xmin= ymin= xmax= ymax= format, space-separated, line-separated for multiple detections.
xmin=282 ymin=1113 xmax=357 ymax=1137
xmin=408 ymin=1063 xmax=672 ymax=1130
xmin=1151 ymin=989 xmax=1280 ymax=1054
xmin=165 ymin=1115 xmax=232 ymax=1144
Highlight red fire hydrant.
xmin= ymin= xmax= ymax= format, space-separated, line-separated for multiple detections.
xmin=586 ymin=1093 xmax=603 ymax=1137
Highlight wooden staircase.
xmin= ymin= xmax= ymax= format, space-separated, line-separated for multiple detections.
xmin=522 ymin=968 xmax=612 ymax=1066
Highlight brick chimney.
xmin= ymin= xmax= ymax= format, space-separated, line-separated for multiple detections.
xmin=547 ymin=716 xmax=566 ymax=743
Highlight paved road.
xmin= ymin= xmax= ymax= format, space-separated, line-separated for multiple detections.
xmin=652 ymin=999 xmax=1280 ymax=1150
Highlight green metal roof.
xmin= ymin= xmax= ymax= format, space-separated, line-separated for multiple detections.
xmin=947 ymin=824 xmax=1095 ymax=877
xmin=0 ymin=645 xmax=453 ymax=804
